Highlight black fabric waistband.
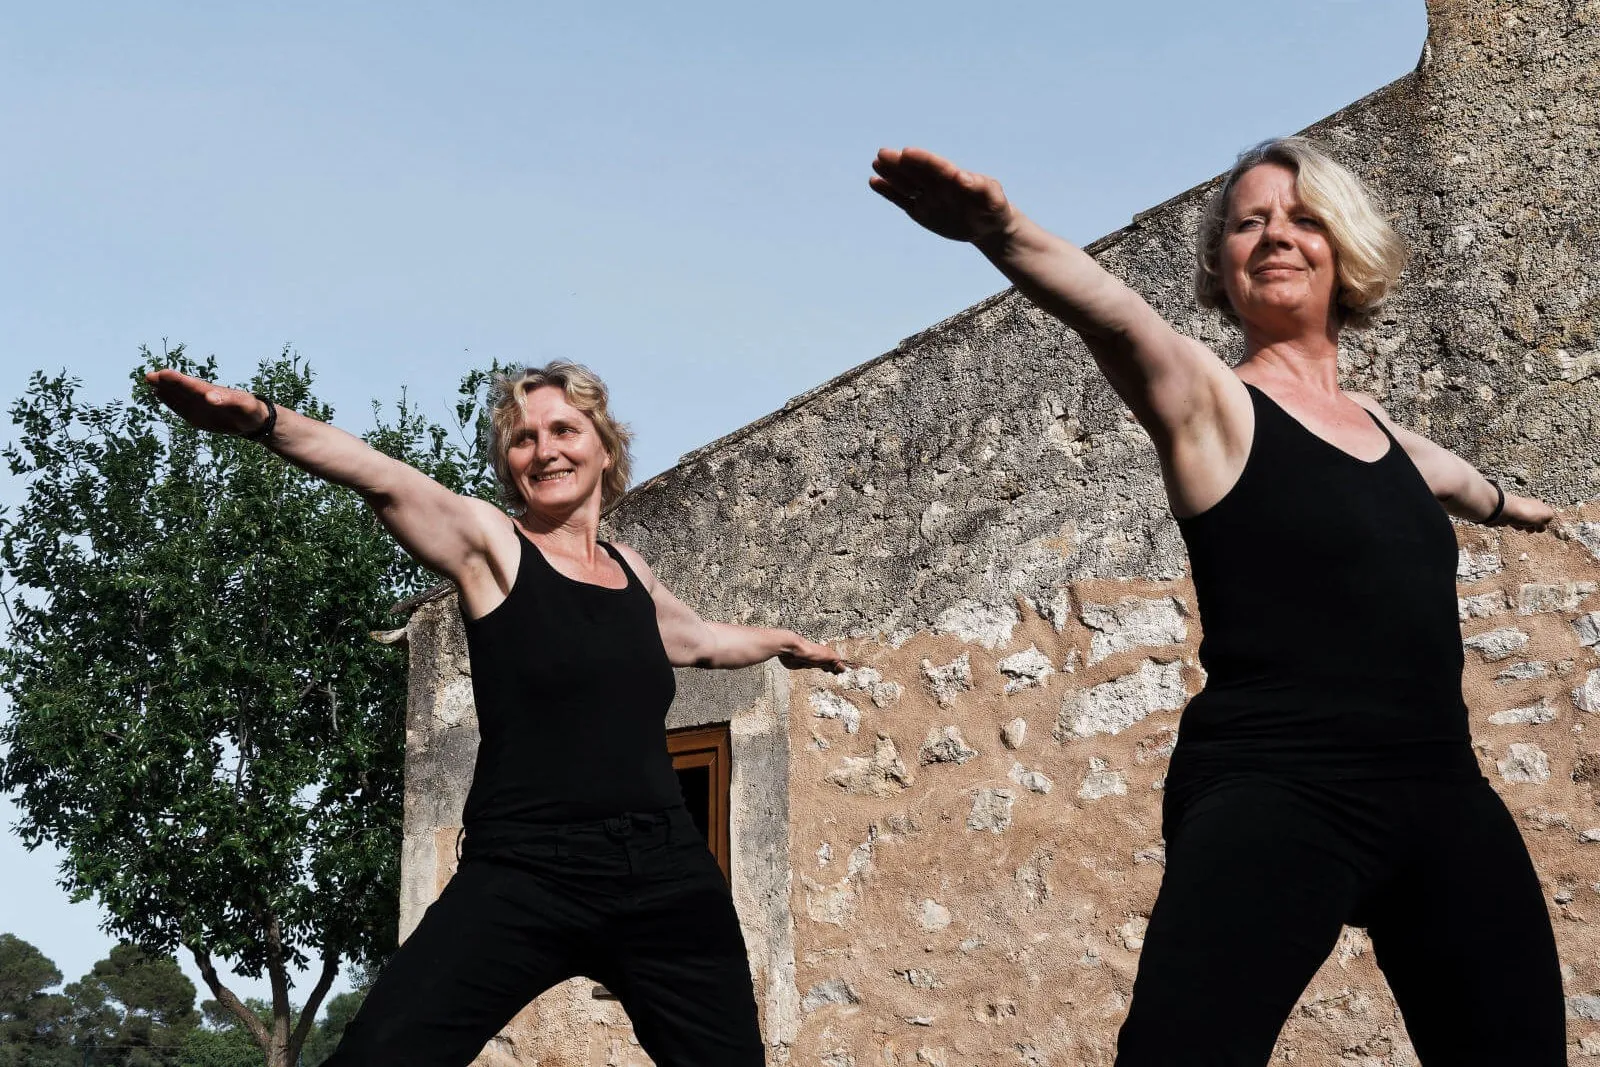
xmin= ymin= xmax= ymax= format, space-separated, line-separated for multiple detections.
xmin=1168 ymin=736 xmax=1483 ymax=784
xmin=458 ymin=805 xmax=694 ymax=861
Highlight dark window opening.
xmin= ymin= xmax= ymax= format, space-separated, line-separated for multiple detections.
xmin=667 ymin=723 xmax=731 ymax=882
xmin=677 ymin=763 xmax=712 ymax=842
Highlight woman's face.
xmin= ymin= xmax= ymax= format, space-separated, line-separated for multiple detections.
xmin=505 ymin=385 xmax=611 ymax=516
xmin=1219 ymin=162 xmax=1339 ymax=330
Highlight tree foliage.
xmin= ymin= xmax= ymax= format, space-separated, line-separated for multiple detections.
xmin=68 ymin=944 xmax=201 ymax=1067
xmin=0 ymin=934 xmax=372 ymax=1067
xmin=0 ymin=933 xmax=74 ymax=1067
xmin=0 ymin=350 xmax=495 ymax=1065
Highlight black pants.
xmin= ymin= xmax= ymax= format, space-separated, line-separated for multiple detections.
xmin=325 ymin=807 xmax=763 ymax=1067
xmin=1115 ymin=775 xmax=1565 ymax=1066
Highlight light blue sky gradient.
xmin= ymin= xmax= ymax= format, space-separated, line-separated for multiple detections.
xmin=2 ymin=0 xmax=1425 ymax=1014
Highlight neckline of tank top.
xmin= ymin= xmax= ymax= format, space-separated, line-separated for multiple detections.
xmin=1173 ymin=382 xmax=1397 ymax=526
xmin=1245 ymin=382 xmax=1394 ymax=467
xmin=514 ymin=524 xmax=635 ymax=593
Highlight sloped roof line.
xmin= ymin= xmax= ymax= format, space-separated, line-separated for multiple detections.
xmin=394 ymin=65 xmax=1424 ymax=614
xmin=618 ymin=68 xmax=1422 ymax=506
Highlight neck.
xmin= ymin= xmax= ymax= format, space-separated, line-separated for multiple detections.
xmin=1237 ymin=310 xmax=1343 ymax=395
xmin=517 ymin=498 xmax=605 ymax=558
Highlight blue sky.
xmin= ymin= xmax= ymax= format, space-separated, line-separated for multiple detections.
xmin=2 ymin=0 xmax=1425 ymax=1016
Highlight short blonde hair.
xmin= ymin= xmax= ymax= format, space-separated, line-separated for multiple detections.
xmin=1195 ymin=136 xmax=1407 ymax=329
xmin=488 ymin=362 xmax=634 ymax=511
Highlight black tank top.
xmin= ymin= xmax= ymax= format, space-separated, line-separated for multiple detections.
xmin=459 ymin=528 xmax=682 ymax=825
xmin=1171 ymin=383 xmax=1478 ymax=781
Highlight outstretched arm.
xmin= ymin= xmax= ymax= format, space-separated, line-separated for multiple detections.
xmin=869 ymin=147 xmax=1236 ymax=443
xmin=611 ymin=545 xmax=848 ymax=672
xmin=145 ymin=369 xmax=509 ymax=590
xmin=1350 ymin=394 xmax=1553 ymax=531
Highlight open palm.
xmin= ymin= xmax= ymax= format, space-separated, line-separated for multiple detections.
xmin=145 ymin=368 xmax=270 ymax=436
xmin=870 ymin=147 xmax=1015 ymax=244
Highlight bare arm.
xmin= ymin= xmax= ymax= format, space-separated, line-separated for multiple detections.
xmin=1350 ymin=394 xmax=1553 ymax=531
xmin=611 ymin=545 xmax=848 ymax=672
xmin=146 ymin=369 xmax=510 ymax=591
xmin=869 ymin=147 xmax=1237 ymax=443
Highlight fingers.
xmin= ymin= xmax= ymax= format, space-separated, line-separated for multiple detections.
xmin=869 ymin=176 xmax=916 ymax=211
xmin=898 ymin=146 xmax=964 ymax=186
xmin=873 ymin=146 xmax=962 ymax=195
xmin=871 ymin=153 xmax=922 ymax=206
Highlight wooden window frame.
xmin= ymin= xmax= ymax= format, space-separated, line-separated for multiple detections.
xmin=668 ymin=723 xmax=732 ymax=882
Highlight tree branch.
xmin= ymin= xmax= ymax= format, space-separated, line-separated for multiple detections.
xmin=188 ymin=944 xmax=270 ymax=1048
xmin=289 ymin=953 xmax=341 ymax=1061
xmin=264 ymin=913 xmax=293 ymax=1048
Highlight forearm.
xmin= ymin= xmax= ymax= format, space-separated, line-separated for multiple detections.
xmin=259 ymin=405 xmax=410 ymax=504
xmin=700 ymin=622 xmax=803 ymax=670
xmin=975 ymin=213 xmax=1152 ymax=343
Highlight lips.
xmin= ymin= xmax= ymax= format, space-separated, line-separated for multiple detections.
xmin=533 ymin=470 xmax=573 ymax=482
xmin=1252 ymin=262 xmax=1303 ymax=276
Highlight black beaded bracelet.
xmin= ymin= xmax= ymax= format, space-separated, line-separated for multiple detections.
xmin=244 ymin=397 xmax=277 ymax=442
xmin=1484 ymin=478 xmax=1506 ymax=525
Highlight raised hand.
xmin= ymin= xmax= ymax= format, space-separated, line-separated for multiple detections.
xmin=870 ymin=147 xmax=1017 ymax=244
xmin=145 ymin=368 xmax=271 ymax=437
xmin=778 ymin=636 xmax=853 ymax=675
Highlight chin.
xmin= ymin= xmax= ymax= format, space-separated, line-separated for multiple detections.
xmin=526 ymin=481 xmax=596 ymax=508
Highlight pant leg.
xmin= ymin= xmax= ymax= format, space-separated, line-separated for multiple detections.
xmin=323 ymin=858 xmax=583 ymax=1067
xmin=1116 ymin=778 xmax=1377 ymax=1067
xmin=596 ymin=808 xmax=764 ymax=1067
xmin=1365 ymin=779 xmax=1565 ymax=1066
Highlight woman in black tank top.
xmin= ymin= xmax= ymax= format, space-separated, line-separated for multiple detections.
xmin=149 ymin=360 xmax=846 ymax=1067
xmin=873 ymin=139 xmax=1564 ymax=1062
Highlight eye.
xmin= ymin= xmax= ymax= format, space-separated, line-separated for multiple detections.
xmin=1295 ymin=215 xmax=1324 ymax=229
xmin=1234 ymin=217 xmax=1263 ymax=231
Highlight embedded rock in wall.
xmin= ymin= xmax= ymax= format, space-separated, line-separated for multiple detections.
xmin=1056 ymin=659 xmax=1188 ymax=739
xmin=1079 ymin=596 xmax=1188 ymax=664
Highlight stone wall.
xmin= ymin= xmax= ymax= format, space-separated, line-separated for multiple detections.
xmin=784 ymin=515 xmax=1600 ymax=1066
xmin=401 ymin=0 xmax=1600 ymax=1062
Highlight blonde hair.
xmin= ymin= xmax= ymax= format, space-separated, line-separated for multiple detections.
xmin=1195 ymin=136 xmax=1407 ymax=329
xmin=488 ymin=362 xmax=634 ymax=511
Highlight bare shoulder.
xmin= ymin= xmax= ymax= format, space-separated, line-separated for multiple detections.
xmin=1344 ymin=391 xmax=1410 ymax=434
xmin=610 ymin=541 xmax=659 ymax=593
xmin=1345 ymin=390 xmax=1390 ymax=418
xmin=1344 ymin=391 xmax=1450 ymax=458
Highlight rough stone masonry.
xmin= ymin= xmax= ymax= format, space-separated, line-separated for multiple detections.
xmin=402 ymin=0 xmax=1600 ymax=1063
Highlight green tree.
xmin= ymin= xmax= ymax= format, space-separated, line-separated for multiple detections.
xmin=0 ymin=350 xmax=495 ymax=1067
xmin=173 ymin=999 xmax=273 ymax=1067
xmin=0 ymin=934 xmax=75 ymax=1067
xmin=68 ymin=943 xmax=200 ymax=1066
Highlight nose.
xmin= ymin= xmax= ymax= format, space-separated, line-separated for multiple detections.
xmin=1261 ymin=211 xmax=1294 ymax=245
xmin=533 ymin=433 xmax=561 ymax=463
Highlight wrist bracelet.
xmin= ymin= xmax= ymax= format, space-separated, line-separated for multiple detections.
xmin=244 ymin=397 xmax=277 ymax=442
xmin=1484 ymin=478 xmax=1506 ymax=525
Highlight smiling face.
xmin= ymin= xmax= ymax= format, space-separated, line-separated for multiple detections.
xmin=504 ymin=384 xmax=613 ymax=517
xmin=1218 ymin=162 xmax=1339 ymax=332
